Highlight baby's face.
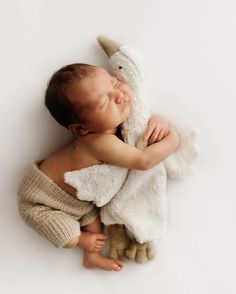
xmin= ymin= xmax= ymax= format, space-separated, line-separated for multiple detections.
xmin=70 ymin=67 xmax=133 ymax=133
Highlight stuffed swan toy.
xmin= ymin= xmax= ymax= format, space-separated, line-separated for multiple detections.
xmin=64 ymin=36 xmax=198 ymax=263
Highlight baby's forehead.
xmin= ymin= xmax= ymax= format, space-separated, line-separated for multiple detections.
xmin=92 ymin=66 xmax=112 ymax=78
xmin=68 ymin=67 xmax=110 ymax=98
xmin=72 ymin=66 xmax=114 ymax=90
xmin=84 ymin=68 xmax=116 ymax=87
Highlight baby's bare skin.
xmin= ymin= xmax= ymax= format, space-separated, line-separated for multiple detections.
xmin=40 ymin=65 xmax=177 ymax=271
xmin=62 ymin=215 xmax=124 ymax=271
xmin=83 ymin=251 xmax=123 ymax=271
xmin=39 ymin=137 xmax=125 ymax=271
xmin=78 ymin=231 xmax=107 ymax=253
xmin=79 ymin=219 xmax=123 ymax=271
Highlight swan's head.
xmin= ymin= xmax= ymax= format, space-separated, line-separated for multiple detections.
xmin=97 ymin=35 xmax=144 ymax=89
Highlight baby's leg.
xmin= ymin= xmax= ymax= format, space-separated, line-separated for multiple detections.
xmin=83 ymin=251 xmax=124 ymax=271
xmin=64 ymin=217 xmax=124 ymax=270
xmin=81 ymin=217 xmax=124 ymax=271
xmin=78 ymin=216 xmax=107 ymax=253
xmin=63 ymin=216 xmax=105 ymax=251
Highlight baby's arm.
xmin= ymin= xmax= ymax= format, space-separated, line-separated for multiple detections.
xmin=88 ymin=126 xmax=180 ymax=170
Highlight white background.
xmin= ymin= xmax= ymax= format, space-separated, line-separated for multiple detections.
xmin=1 ymin=0 xmax=235 ymax=293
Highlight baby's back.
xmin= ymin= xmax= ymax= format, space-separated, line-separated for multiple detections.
xmin=39 ymin=135 xmax=102 ymax=197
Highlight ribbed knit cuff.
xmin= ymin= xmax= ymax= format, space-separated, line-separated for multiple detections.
xmin=80 ymin=207 xmax=99 ymax=227
xmin=45 ymin=213 xmax=82 ymax=248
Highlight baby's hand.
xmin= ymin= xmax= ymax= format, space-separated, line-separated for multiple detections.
xmin=143 ymin=113 xmax=171 ymax=145
xmin=78 ymin=232 xmax=107 ymax=253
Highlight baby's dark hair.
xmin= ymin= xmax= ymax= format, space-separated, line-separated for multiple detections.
xmin=45 ymin=63 xmax=95 ymax=129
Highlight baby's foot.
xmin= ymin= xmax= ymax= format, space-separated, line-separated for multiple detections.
xmin=78 ymin=232 xmax=107 ymax=253
xmin=83 ymin=252 xmax=124 ymax=271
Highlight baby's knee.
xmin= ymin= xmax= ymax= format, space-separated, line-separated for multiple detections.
xmin=63 ymin=236 xmax=80 ymax=248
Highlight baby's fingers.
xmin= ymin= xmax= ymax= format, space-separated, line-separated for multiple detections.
xmin=143 ymin=125 xmax=155 ymax=142
xmin=148 ymin=127 xmax=161 ymax=145
xmin=96 ymin=234 xmax=107 ymax=241
xmin=96 ymin=240 xmax=106 ymax=246
xmin=156 ymin=130 xmax=166 ymax=142
xmin=94 ymin=245 xmax=103 ymax=252
xmin=94 ymin=246 xmax=101 ymax=251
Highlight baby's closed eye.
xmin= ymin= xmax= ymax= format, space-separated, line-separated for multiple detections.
xmin=99 ymin=98 xmax=108 ymax=109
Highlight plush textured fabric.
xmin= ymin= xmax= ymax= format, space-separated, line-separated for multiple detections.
xmin=17 ymin=161 xmax=99 ymax=248
xmin=64 ymin=37 xmax=199 ymax=244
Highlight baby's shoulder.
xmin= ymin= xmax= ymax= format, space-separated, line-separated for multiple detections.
xmin=86 ymin=133 xmax=117 ymax=148
xmin=80 ymin=125 xmax=123 ymax=147
xmin=85 ymin=133 xmax=124 ymax=162
xmin=81 ymin=132 xmax=115 ymax=146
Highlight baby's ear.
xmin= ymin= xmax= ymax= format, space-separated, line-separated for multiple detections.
xmin=68 ymin=124 xmax=89 ymax=136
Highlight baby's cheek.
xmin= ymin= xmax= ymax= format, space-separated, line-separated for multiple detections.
xmin=126 ymin=85 xmax=133 ymax=96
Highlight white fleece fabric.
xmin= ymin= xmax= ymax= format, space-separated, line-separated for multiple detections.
xmin=64 ymin=42 xmax=198 ymax=244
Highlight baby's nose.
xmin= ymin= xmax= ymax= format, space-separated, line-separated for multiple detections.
xmin=115 ymin=96 xmax=122 ymax=104
xmin=114 ymin=91 xmax=123 ymax=104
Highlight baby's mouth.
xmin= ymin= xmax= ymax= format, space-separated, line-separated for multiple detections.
xmin=123 ymin=95 xmax=129 ymax=104
xmin=121 ymin=95 xmax=131 ymax=112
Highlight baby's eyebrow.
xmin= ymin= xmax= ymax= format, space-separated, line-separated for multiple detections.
xmin=111 ymin=77 xmax=118 ymax=86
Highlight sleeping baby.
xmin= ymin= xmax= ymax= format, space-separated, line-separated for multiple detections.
xmin=17 ymin=63 xmax=179 ymax=271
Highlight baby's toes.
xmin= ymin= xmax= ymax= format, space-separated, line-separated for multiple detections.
xmin=111 ymin=262 xmax=123 ymax=271
xmin=113 ymin=260 xmax=124 ymax=270
xmin=116 ymin=260 xmax=124 ymax=268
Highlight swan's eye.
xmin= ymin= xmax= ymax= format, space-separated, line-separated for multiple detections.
xmin=119 ymin=66 xmax=122 ymax=69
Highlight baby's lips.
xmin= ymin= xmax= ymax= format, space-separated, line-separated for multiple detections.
xmin=123 ymin=95 xmax=129 ymax=104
